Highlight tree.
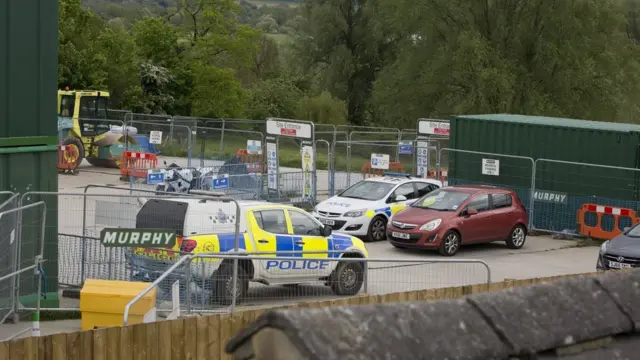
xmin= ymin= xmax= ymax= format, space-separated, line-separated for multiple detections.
xmin=297 ymin=91 xmax=347 ymax=125
xmin=372 ymin=0 xmax=640 ymax=126
xmin=294 ymin=0 xmax=393 ymax=125
xmin=244 ymin=75 xmax=304 ymax=119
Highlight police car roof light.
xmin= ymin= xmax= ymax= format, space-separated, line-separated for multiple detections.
xmin=383 ymin=172 xmax=410 ymax=178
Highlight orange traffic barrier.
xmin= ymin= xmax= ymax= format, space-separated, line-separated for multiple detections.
xmin=576 ymin=204 xmax=638 ymax=240
xmin=237 ymin=148 xmax=263 ymax=173
xmin=120 ymin=151 xmax=158 ymax=181
xmin=57 ymin=145 xmax=80 ymax=175
xmin=427 ymin=169 xmax=448 ymax=182
xmin=361 ymin=162 xmax=405 ymax=179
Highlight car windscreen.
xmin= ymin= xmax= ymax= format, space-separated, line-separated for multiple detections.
xmin=136 ymin=199 xmax=188 ymax=236
xmin=338 ymin=181 xmax=395 ymax=201
xmin=412 ymin=189 xmax=471 ymax=211
xmin=627 ymin=225 xmax=640 ymax=237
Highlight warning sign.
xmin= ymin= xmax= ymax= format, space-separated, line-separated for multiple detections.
xmin=481 ymin=159 xmax=500 ymax=176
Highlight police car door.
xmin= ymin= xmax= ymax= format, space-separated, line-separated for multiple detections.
xmin=285 ymin=209 xmax=333 ymax=277
xmin=251 ymin=209 xmax=295 ymax=276
xmin=388 ymin=183 xmax=418 ymax=213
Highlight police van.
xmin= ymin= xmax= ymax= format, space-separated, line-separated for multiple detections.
xmin=129 ymin=198 xmax=369 ymax=305
xmin=312 ymin=173 xmax=442 ymax=241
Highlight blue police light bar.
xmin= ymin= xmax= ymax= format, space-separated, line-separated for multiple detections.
xmin=383 ymin=172 xmax=410 ymax=178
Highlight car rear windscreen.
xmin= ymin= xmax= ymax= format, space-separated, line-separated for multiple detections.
xmin=136 ymin=199 xmax=188 ymax=236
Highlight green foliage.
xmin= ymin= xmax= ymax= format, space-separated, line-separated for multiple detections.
xmin=63 ymin=0 xmax=640 ymax=129
xmin=297 ymin=91 xmax=347 ymax=125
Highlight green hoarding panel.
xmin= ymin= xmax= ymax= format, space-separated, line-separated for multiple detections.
xmin=0 ymin=0 xmax=58 ymax=139
xmin=0 ymin=148 xmax=59 ymax=307
xmin=448 ymin=114 xmax=640 ymax=234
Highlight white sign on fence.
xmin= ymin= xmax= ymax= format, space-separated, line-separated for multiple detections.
xmin=416 ymin=142 xmax=430 ymax=178
xmin=266 ymin=119 xmax=312 ymax=139
xmin=482 ymin=159 xmax=500 ymax=176
xmin=246 ymin=140 xmax=262 ymax=154
xmin=166 ymin=280 xmax=180 ymax=321
xmin=418 ymin=120 xmax=450 ymax=136
xmin=267 ymin=142 xmax=278 ymax=190
xmin=149 ymin=131 xmax=163 ymax=144
xmin=370 ymin=153 xmax=390 ymax=170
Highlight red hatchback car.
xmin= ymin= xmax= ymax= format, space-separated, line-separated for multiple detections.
xmin=387 ymin=185 xmax=528 ymax=256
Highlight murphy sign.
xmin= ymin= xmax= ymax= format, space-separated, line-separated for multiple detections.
xmin=100 ymin=228 xmax=177 ymax=248
xmin=532 ymin=190 xmax=568 ymax=205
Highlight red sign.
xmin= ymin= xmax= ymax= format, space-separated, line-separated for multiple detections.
xmin=281 ymin=128 xmax=297 ymax=136
xmin=433 ymin=127 xmax=450 ymax=135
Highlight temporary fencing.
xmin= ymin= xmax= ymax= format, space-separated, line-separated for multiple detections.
xmin=441 ymin=148 xmax=535 ymax=226
xmin=127 ymin=120 xmax=194 ymax=167
xmin=15 ymin=191 xmax=241 ymax=311
xmin=0 ymin=201 xmax=46 ymax=340
xmin=533 ymin=159 xmax=640 ymax=238
xmin=196 ymin=125 xmax=264 ymax=168
xmin=123 ymin=252 xmax=491 ymax=322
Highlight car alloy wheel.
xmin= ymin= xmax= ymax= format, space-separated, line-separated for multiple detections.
xmin=441 ymin=232 xmax=460 ymax=256
xmin=370 ymin=217 xmax=386 ymax=241
xmin=512 ymin=227 xmax=526 ymax=247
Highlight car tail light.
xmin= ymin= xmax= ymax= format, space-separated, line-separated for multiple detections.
xmin=180 ymin=238 xmax=198 ymax=253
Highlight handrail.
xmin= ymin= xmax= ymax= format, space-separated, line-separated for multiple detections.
xmin=123 ymin=255 xmax=193 ymax=326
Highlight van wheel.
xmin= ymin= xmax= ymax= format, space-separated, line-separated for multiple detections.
xmin=329 ymin=261 xmax=364 ymax=296
xmin=212 ymin=262 xmax=249 ymax=306
xmin=506 ymin=225 xmax=527 ymax=249
xmin=366 ymin=216 xmax=387 ymax=242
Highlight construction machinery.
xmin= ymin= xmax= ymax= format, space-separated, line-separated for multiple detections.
xmin=57 ymin=89 xmax=141 ymax=169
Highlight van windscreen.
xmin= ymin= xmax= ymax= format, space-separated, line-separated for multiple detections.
xmin=136 ymin=199 xmax=188 ymax=236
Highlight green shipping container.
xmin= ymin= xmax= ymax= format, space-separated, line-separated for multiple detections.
xmin=448 ymin=114 xmax=640 ymax=233
xmin=0 ymin=0 xmax=58 ymax=143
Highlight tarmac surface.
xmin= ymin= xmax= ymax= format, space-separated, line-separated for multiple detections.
xmin=0 ymin=159 xmax=599 ymax=340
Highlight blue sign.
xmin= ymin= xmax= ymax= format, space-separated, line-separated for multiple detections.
xmin=265 ymin=260 xmax=330 ymax=270
xmin=147 ymin=171 xmax=165 ymax=184
xmin=213 ymin=174 xmax=230 ymax=189
xmin=399 ymin=142 xmax=413 ymax=155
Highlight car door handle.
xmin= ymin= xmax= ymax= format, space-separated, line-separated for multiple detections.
xmin=295 ymin=241 xmax=305 ymax=245
xmin=258 ymin=240 xmax=269 ymax=244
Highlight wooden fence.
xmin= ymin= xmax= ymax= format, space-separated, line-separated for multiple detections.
xmin=0 ymin=272 xmax=597 ymax=360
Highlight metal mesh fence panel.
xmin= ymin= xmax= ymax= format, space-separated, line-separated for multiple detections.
xmin=443 ymin=149 xmax=534 ymax=217
xmin=533 ymin=159 xmax=640 ymax=235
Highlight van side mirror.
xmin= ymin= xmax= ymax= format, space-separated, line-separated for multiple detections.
xmin=395 ymin=195 xmax=407 ymax=202
xmin=322 ymin=225 xmax=332 ymax=237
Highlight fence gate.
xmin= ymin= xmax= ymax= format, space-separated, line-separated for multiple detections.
xmin=264 ymin=118 xmax=316 ymax=203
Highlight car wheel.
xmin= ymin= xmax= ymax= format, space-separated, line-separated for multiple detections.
xmin=366 ymin=216 xmax=387 ymax=242
xmin=506 ymin=225 xmax=527 ymax=249
xmin=329 ymin=261 xmax=364 ymax=296
xmin=212 ymin=262 xmax=249 ymax=306
xmin=439 ymin=231 xmax=460 ymax=256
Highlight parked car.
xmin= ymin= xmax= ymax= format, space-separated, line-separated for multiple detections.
xmin=387 ymin=185 xmax=528 ymax=256
xmin=312 ymin=173 xmax=442 ymax=242
xmin=597 ymin=225 xmax=640 ymax=271
xmin=128 ymin=199 xmax=369 ymax=305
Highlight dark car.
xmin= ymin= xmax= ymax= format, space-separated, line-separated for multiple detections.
xmin=387 ymin=186 xmax=529 ymax=256
xmin=597 ymin=225 xmax=640 ymax=271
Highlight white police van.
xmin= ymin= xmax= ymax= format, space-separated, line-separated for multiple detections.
xmin=311 ymin=173 xmax=442 ymax=241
